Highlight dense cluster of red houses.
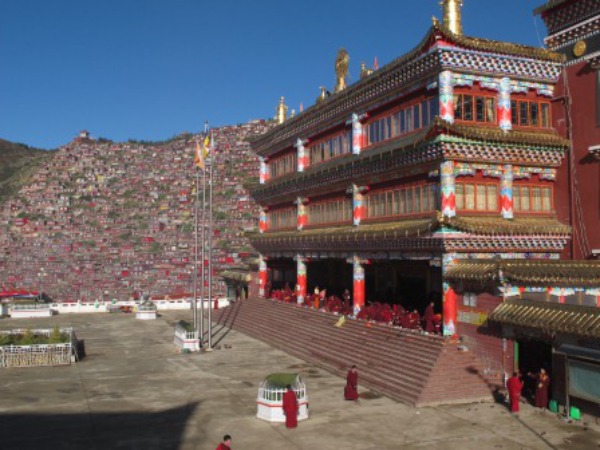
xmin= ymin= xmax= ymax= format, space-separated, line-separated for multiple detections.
xmin=0 ymin=121 xmax=272 ymax=302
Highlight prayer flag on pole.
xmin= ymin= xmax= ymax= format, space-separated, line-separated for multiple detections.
xmin=194 ymin=139 xmax=205 ymax=171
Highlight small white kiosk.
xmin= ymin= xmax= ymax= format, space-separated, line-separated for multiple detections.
xmin=135 ymin=302 xmax=157 ymax=320
xmin=257 ymin=373 xmax=309 ymax=423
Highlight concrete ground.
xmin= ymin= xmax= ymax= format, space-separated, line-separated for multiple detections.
xmin=1 ymin=311 xmax=599 ymax=450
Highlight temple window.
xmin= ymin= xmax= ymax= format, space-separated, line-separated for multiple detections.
xmin=463 ymin=292 xmax=477 ymax=307
xmin=454 ymin=94 xmax=496 ymax=123
xmin=307 ymin=199 xmax=352 ymax=225
xmin=309 ymin=132 xmax=351 ymax=165
xmin=270 ymin=153 xmax=297 ymax=179
xmin=455 ymin=182 xmax=499 ymax=212
xmin=366 ymin=183 xmax=438 ymax=218
xmin=513 ymin=185 xmax=553 ymax=213
xmin=269 ymin=208 xmax=296 ymax=230
xmin=510 ymin=100 xmax=551 ymax=128
xmin=365 ymin=98 xmax=438 ymax=147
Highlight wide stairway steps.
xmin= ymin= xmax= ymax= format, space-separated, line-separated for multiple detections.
xmin=214 ymin=299 xmax=495 ymax=407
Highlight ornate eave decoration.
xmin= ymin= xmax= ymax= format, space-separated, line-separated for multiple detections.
xmin=446 ymin=259 xmax=600 ymax=287
xmin=250 ymin=22 xmax=563 ymax=158
xmin=249 ymin=215 xmax=571 ymax=254
xmin=251 ymin=119 xmax=567 ymax=205
xmin=489 ymin=298 xmax=600 ymax=340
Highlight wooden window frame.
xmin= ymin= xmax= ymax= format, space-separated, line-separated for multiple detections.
xmin=455 ymin=181 xmax=500 ymax=212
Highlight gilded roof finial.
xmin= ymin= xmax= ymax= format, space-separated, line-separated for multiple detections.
xmin=316 ymin=86 xmax=328 ymax=104
xmin=360 ymin=62 xmax=374 ymax=79
xmin=441 ymin=0 xmax=463 ymax=36
xmin=275 ymin=96 xmax=288 ymax=124
xmin=334 ymin=48 xmax=350 ymax=93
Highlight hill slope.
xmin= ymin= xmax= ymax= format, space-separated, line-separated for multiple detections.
xmin=0 ymin=139 xmax=54 ymax=204
xmin=0 ymin=121 xmax=272 ymax=300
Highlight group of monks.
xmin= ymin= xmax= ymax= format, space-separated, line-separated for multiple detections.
xmin=269 ymin=285 xmax=442 ymax=333
xmin=506 ymin=368 xmax=551 ymax=413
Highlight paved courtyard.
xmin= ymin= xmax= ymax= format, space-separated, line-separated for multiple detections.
xmin=1 ymin=311 xmax=599 ymax=450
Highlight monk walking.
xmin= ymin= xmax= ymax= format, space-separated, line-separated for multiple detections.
xmin=215 ymin=435 xmax=232 ymax=450
xmin=344 ymin=365 xmax=359 ymax=401
xmin=282 ymin=385 xmax=298 ymax=428
xmin=506 ymin=372 xmax=524 ymax=413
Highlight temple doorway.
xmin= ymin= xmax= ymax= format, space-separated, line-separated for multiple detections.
xmin=268 ymin=258 xmax=296 ymax=291
xmin=306 ymin=259 xmax=352 ymax=298
xmin=517 ymin=339 xmax=553 ymax=400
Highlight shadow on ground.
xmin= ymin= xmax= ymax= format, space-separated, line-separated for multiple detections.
xmin=0 ymin=402 xmax=199 ymax=450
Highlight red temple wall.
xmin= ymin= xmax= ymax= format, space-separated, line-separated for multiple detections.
xmin=457 ymin=292 xmax=514 ymax=377
xmin=553 ymin=62 xmax=600 ymax=259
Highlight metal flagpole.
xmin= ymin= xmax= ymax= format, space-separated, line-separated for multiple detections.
xmin=207 ymin=130 xmax=215 ymax=350
xmin=199 ymin=147 xmax=207 ymax=346
xmin=192 ymin=163 xmax=199 ymax=332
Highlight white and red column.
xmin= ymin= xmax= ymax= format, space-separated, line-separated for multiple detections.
xmin=352 ymin=255 xmax=366 ymax=314
xmin=501 ymin=164 xmax=514 ymax=220
xmin=442 ymin=254 xmax=458 ymax=338
xmin=295 ymin=138 xmax=309 ymax=172
xmin=498 ymin=77 xmax=512 ymax=132
xmin=259 ymin=208 xmax=268 ymax=233
xmin=351 ymin=113 xmax=364 ymax=155
xmin=259 ymin=157 xmax=270 ymax=184
xmin=351 ymin=184 xmax=367 ymax=226
xmin=439 ymin=70 xmax=455 ymax=123
xmin=296 ymin=255 xmax=307 ymax=304
xmin=295 ymin=197 xmax=307 ymax=231
xmin=259 ymin=256 xmax=268 ymax=298
xmin=440 ymin=161 xmax=456 ymax=218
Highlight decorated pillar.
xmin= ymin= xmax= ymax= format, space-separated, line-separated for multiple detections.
xmin=295 ymin=197 xmax=308 ymax=231
xmin=440 ymin=161 xmax=456 ymax=218
xmin=442 ymin=254 xmax=458 ymax=338
xmin=501 ymin=164 xmax=514 ymax=220
xmin=259 ymin=157 xmax=270 ymax=184
xmin=296 ymin=255 xmax=307 ymax=304
xmin=351 ymin=113 xmax=364 ymax=155
xmin=498 ymin=77 xmax=512 ymax=132
xmin=259 ymin=208 xmax=268 ymax=234
xmin=295 ymin=138 xmax=309 ymax=172
xmin=352 ymin=255 xmax=366 ymax=314
xmin=439 ymin=70 xmax=455 ymax=123
xmin=350 ymin=184 xmax=367 ymax=226
xmin=259 ymin=256 xmax=268 ymax=298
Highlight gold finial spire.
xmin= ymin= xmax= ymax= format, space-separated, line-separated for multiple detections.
xmin=316 ymin=86 xmax=327 ymax=104
xmin=334 ymin=48 xmax=350 ymax=93
xmin=360 ymin=62 xmax=374 ymax=79
xmin=441 ymin=0 xmax=463 ymax=36
xmin=275 ymin=96 xmax=288 ymax=124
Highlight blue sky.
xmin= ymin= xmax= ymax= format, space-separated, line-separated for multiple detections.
xmin=0 ymin=0 xmax=549 ymax=149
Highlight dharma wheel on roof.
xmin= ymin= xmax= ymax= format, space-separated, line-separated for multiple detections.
xmin=256 ymin=373 xmax=309 ymax=423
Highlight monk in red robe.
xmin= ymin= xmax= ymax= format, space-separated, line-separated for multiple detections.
xmin=506 ymin=372 xmax=524 ymax=413
xmin=531 ymin=368 xmax=550 ymax=411
xmin=215 ymin=435 xmax=232 ymax=450
xmin=344 ymin=365 xmax=359 ymax=400
xmin=282 ymin=385 xmax=298 ymax=428
xmin=423 ymin=302 xmax=435 ymax=332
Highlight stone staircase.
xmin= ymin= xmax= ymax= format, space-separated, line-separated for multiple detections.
xmin=214 ymin=298 xmax=498 ymax=407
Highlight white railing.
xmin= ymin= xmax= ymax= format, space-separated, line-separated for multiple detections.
xmin=0 ymin=327 xmax=75 ymax=368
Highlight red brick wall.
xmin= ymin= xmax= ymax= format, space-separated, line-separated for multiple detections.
xmin=457 ymin=292 xmax=514 ymax=379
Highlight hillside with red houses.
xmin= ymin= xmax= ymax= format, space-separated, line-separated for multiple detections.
xmin=0 ymin=121 xmax=273 ymax=301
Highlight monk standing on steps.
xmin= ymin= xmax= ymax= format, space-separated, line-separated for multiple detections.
xmin=506 ymin=372 xmax=524 ymax=413
xmin=282 ymin=385 xmax=298 ymax=428
xmin=344 ymin=365 xmax=359 ymax=401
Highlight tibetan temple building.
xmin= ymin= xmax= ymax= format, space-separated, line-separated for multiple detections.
xmin=247 ymin=0 xmax=600 ymax=409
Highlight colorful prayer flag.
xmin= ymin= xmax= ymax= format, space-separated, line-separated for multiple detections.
xmin=194 ymin=139 xmax=205 ymax=170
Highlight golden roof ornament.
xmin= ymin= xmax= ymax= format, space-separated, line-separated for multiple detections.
xmin=275 ymin=96 xmax=288 ymax=124
xmin=334 ymin=48 xmax=350 ymax=93
xmin=360 ymin=62 xmax=373 ymax=79
xmin=316 ymin=86 xmax=327 ymax=104
xmin=441 ymin=0 xmax=463 ymax=36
